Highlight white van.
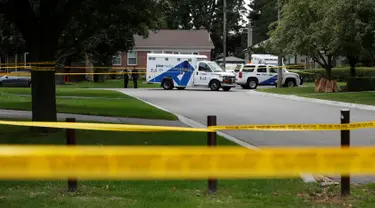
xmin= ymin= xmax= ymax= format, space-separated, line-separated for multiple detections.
xmin=146 ymin=54 xmax=236 ymax=91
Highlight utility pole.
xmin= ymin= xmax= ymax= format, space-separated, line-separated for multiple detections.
xmin=223 ymin=0 xmax=227 ymax=69
xmin=245 ymin=22 xmax=253 ymax=63
xmin=276 ymin=0 xmax=283 ymax=88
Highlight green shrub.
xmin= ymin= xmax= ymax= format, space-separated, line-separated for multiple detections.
xmin=347 ymin=77 xmax=375 ymax=91
xmin=289 ymin=67 xmax=375 ymax=82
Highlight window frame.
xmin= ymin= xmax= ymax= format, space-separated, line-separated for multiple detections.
xmin=112 ymin=52 xmax=122 ymax=66
xmin=127 ymin=51 xmax=137 ymax=66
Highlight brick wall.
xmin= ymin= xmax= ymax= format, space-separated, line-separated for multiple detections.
xmin=120 ymin=51 xmax=149 ymax=69
xmin=199 ymin=51 xmax=211 ymax=60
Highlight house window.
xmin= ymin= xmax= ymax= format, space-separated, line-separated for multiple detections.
xmin=112 ymin=53 xmax=122 ymax=65
xmin=127 ymin=51 xmax=137 ymax=65
xmin=179 ymin=52 xmax=192 ymax=55
xmin=152 ymin=51 xmax=162 ymax=54
xmin=164 ymin=51 xmax=173 ymax=54
xmin=193 ymin=52 xmax=199 ymax=55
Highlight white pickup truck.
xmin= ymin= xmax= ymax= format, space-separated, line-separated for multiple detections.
xmin=146 ymin=53 xmax=236 ymax=91
xmin=234 ymin=64 xmax=303 ymax=89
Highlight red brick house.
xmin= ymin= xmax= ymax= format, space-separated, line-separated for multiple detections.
xmin=111 ymin=29 xmax=215 ymax=68
xmin=83 ymin=29 xmax=214 ymax=81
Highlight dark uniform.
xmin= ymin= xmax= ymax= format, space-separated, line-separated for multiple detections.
xmin=132 ymin=69 xmax=139 ymax=88
xmin=123 ymin=70 xmax=129 ymax=88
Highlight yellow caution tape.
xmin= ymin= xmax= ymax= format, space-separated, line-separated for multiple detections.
xmin=0 ymin=145 xmax=374 ymax=179
xmin=0 ymin=62 xmax=55 ymax=66
xmin=0 ymin=72 xmax=145 ymax=76
xmin=30 ymin=66 xmax=56 ymax=71
xmin=54 ymin=72 xmax=146 ymax=75
xmin=0 ymin=120 xmax=375 ymax=132
xmin=210 ymin=121 xmax=375 ymax=131
xmin=65 ymin=66 xmax=146 ymax=70
xmin=0 ymin=120 xmax=213 ymax=133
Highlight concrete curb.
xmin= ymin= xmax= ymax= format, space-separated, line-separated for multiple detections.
xmin=248 ymin=90 xmax=375 ymax=111
xmin=116 ymin=89 xmax=317 ymax=183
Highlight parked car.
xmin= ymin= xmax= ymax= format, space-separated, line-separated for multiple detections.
xmin=234 ymin=64 xmax=302 ymax=89
xmin=0 ymin=74 xmax=32 ymax=87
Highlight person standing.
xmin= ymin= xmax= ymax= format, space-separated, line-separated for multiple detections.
xmin=123 ymin=69 xmax=129 ymax=88
xmin=132 ymin=69 xmax=139 ymax=88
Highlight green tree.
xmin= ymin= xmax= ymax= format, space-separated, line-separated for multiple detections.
xmin=0 ymin=15 xmax=25 ymax=63
xmin=248 ymin=0 xmax=278 ymax=45
xmin=269 ymin=0 xmax=338 ymax=80
xmin=324 ymin=0 xmax=375 ymax=77
xmin=163 ymin=0 xmax=246 ymax=58
xmin=0 ymin=0 xmax=167 ymax=123
xmin=62 ymin=0 xmax=166 ymax=82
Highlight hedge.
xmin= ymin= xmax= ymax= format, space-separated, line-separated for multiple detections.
xmin=289 ymin=67 xmax=375 ymax=82
xmin=347 ymin=77 xmax=375 ymax=91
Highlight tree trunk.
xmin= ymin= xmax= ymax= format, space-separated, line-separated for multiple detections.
xmin=28 ymin=43 xmax=57 ymax=123
xmin=325 ymin=67 xmax=332 ymax=81
xmin=55 ymin=57 xmax=66 ymax=85
xmin=347 ymin=56 xmax=357 ymax=78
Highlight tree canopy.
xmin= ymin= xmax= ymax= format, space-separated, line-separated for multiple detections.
xmin=163 ymin=0 xmax=247 ymax=58
xmin=268 ymin=0 xmax=375 ymax=80
xmin=248 ymin=0 xmax=278 ymax=45
xmin=0 ymin=0 xmax=168 ymax=124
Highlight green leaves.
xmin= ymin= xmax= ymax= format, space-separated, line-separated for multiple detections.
xmin=163 ymin=0 xmax=246 ymax=58
xmin=59 ymin=0 xmax=168 ymax=64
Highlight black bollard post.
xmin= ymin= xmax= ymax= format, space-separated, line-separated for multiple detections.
xmin=66 ymin=118 xmax=77 ymax=192
xmin=340 ymin=109 xmax=350 ymax=197
xmin=207 ymin=115 xmax=217 ymax=194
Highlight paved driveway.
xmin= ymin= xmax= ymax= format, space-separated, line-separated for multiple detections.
xmin=114 ymin=87 xmax=375 ymax=147
xmin=113 ymin=87 xmax=375 ymax=183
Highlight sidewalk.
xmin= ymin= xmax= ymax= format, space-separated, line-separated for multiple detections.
xmin=0 ymin=109 xmax=188 ymax=127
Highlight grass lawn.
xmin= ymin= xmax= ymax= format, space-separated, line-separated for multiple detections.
xmin=59 ymin=79 xmax=160 ymax=88
xmin=0 ymin=124 xmax=374 ymax=207
xmin=0 ymin=88 xmax=176 ymax=120
xmin=258 ymin=82 xmax=375 ymax=106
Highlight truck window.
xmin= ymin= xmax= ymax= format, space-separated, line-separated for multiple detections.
xmin=206 ymin=62 xmax=223 ymax=72
xmin=243 ymin=65 xmax=256 ymax=72
xmin=269 ymin=67 xmax=278 ymax=73
xmin=198 ymin=63 xmax=211 ymax=72
xmin=257 ymin=66 xmax=267 ymax=73
xmin=234 ymin=64 xmax=242 ymax=72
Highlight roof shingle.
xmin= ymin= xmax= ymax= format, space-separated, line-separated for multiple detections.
xmin=134 ymin=29 xmax=215 ymax=50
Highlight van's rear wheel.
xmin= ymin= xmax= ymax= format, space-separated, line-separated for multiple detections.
xmin=161 ymin=79 xmax=174 ymax=90
xmin=209 ymin=80 xmax=220 ymax=91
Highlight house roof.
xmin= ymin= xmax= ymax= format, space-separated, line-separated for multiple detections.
xmin=134 ymin=29 xmax=215 ymax=50
xmin=216 ymin=56 xmax=245 ymax=63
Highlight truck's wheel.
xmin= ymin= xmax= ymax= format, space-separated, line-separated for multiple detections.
xmin=285 ymin=79 xmax=296 ymax=87
xmin=222 ymin=87 xmax=231 ymax=91
xmin=209 ymin=80 xmax=220 ymax=91
xmin=161 ymin=79 xmax=173 ymax=90
xmin=247 ymin=78 xmax=258 ymax=89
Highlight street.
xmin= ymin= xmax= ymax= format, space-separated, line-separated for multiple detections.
xmin=115 ymin=87 xmax=375 ymax=147
xmin=114 ymin=87 xmax=375 ymax=184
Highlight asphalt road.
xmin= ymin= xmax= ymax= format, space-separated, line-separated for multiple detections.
xmin=114 ymin=86 xmax=375 ymax=184
xmin=115 ymin=87 xmax=375 ymax=147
